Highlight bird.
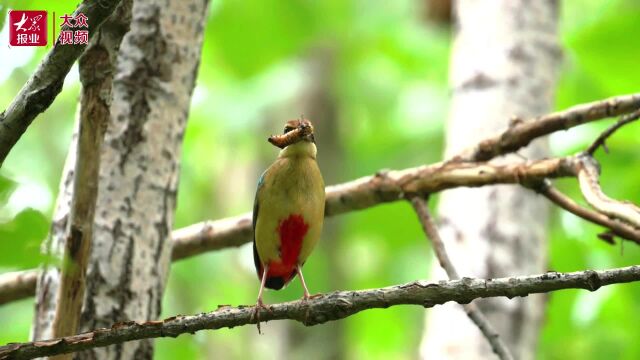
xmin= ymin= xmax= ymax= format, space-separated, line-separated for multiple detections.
xmin=252 ymin=118 xmax=325 ymax=321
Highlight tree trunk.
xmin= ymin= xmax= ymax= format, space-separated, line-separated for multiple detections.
xmin=420 ymin=1 xmax=560 ymax=359
xmin=32 ymin=0 xmax=133 ymax=344
xmin=32 ymin=0 xmax=209 ymax=359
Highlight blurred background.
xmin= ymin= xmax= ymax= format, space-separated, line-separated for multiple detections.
xmin=0 ymin=0 xmax=639 ymax=359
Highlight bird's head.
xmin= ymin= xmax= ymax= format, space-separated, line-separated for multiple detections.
xmin=268 ymin=118 xmax=317 ymax=158
xmin=282 ymin=119 xmax=315 ymax=144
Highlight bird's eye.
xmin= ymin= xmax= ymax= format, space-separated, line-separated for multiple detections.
xmin=283 ymin=126 xmax=294 ymax=134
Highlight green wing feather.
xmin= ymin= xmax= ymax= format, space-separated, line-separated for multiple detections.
xmin=252 ymin=170 xmax=267 ymax=276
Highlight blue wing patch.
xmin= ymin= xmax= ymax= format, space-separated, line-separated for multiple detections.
xmin=257 ymin=171 xmax=266 ymax=189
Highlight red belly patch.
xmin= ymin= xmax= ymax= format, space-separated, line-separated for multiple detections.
xmin=266 ymin=214 xmax=309 ymax=279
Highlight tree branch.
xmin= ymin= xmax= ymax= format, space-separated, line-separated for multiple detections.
xmin=576 ymin=155 xmax=640 ymax=228
xmin=1 ymin=266 xmax=638 ymax=360
xmin=325 ymin=156 xmax=578 ymax=214
xmin=532 ymin=180 xmax=640 ymax=244
xmin=586 ymin=109 xmax=640 ymax=156
xmin=410 ymin=196 xmax=514 ymax=360
xmin=171 ymin=156 xmax=577 ymax=261
xmin=171 ymin=214 xmax=252 ymax=260
xmin=174 ymin=157 xmax=578 ymax=259
xmin=458 ymin=93 xmax=640 ymax=162
xmin=0 ymin=270 xmax=38 ymax=306
xmin=0 ymin=0 xmax=123 ymax=167
xmin=410 ymin=197 xmax=459 ymax=278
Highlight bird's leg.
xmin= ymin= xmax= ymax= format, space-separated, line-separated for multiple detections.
xmin=297 ymin=266 xmax=320 ymax=300
xmin=252 ymin=266 xmax=272 ymax=334
xmin=297 ymin=266 xmax=321 ymax=326
xmin=256 ymin=266 xmax=268 ymax=307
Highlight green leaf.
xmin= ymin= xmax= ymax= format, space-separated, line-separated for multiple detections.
xmin=0 ymin=208 xmax=48 ymax=269
xmin=0 ymin=174 xmax=16 ymax=204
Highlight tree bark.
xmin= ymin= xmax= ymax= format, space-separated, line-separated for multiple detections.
xmin=420 ymin=1 xmax=560 ymax=359
xmin=32 ymin=0 xmax=209 ymax=359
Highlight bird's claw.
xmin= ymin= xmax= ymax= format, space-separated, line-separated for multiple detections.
xmin=300 ymin=294 xmax=322 ymax=326
xmin=251 ymin=299 xmax=272 ymax=334
xmin=303 ymin=293 xmax=322 ymax=301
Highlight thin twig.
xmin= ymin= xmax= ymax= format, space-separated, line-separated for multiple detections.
xmin=1 ymin=265 xmax=638 ymax=360
xmin=532 ymin=180 xmax=640 ymax=244
xmin=586 ymin=109 xmax=640 ymax=155
xmin=410 ymin=196 xmax=514 ymax=360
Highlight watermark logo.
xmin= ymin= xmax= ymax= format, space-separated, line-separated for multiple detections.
xmin=57 ymin=13 xmax=89 ymax=45
xmin=8 ymin=10 xmax=48 ymax=46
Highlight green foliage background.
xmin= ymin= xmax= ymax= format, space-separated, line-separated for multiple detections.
xmin=0 ymin=0 xmax=639 ymax=359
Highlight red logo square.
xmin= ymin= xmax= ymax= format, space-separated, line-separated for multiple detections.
xmin=9 ymin=10 xmax=48 ymax=47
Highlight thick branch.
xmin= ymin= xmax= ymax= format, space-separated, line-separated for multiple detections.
xmin=325 ymin=156 xmax=578 ymax=215
xmin=1 ymin=266 xmax=638 ymax=360
xmin=410 ymin=197 xmax=513 ymax=360
xmin=173 ymin=156 xmax=578 ymax=259
xmin=458 ymin=93 xmax=640 ymax=162
xmin=171 ymin=214 xmax=252 ymax=260
xmin=0 ymin=0 xmax=123 ymax=167
xmin=577 ymin=155 xmax=640 ymax=228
